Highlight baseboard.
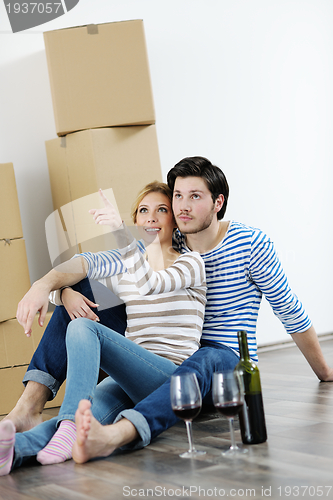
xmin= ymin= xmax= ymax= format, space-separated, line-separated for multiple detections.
xmin=258 ymin=332 xmax=333 ymax=353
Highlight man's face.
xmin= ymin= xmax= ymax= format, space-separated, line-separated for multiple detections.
xmin=172 ymin=177 xmax=222 ymax=235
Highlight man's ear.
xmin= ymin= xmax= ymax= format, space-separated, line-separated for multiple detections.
xmin=215 ymin=194 xmax=224 ymax=214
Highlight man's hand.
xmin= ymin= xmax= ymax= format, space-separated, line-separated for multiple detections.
xmin=89 ymin=189 xmax=122 ymax=231
xmin=61 ymin=288 xmax=100 ymax=322
xmin=321 ymin=368 xmax=333 ymax=382
xmin=16 ymin=281 xmax=50 ymax=337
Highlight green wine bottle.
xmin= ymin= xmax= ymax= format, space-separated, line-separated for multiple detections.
xmin=234 ymin=330 xmax=267 ymax=444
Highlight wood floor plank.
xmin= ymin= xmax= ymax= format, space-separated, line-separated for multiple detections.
xmin=0 ymin=483 xmax=42 ymax=500
xmin=26 ymin=483 xmax=93 ymax=500
xmin=0 ymin=336 xmax=333 ymax=499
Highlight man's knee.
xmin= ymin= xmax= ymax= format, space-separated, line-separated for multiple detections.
xmin=179 ymin=347 xmax=222 ymax=372
xmin=177 ymin=345 xmax=238 ymax=377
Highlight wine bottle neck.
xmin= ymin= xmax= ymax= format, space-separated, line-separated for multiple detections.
xmin=238 ymin=330 xmax=250 ymax=361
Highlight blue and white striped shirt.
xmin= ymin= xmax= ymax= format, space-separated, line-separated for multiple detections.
xmin=173 ymin=221 xmax=311 ymax=361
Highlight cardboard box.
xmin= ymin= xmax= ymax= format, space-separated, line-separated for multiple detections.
xmin=0 ymin=239 xmax=31 ymax=322
xmin=0 ymin=365 xmax=66 ymax=416
xmin=44 ymin=20 xmax=155 ymax=136
xmin=0 ymin=163 xmax=23 ymax=239
xmin=45 ymin=125 xmax=162 ymax=264
xmin=0 ymin=312 xmax=53 ymax=369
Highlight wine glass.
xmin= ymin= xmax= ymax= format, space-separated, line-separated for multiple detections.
xmin=212 ymin=371 xmax=248 ymax=457
xmin=170 ymin=372 xmax=206 ymax=458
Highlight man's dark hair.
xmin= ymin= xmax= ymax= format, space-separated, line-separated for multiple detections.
xmin=167 ymin=156 xmax=229 ymax=220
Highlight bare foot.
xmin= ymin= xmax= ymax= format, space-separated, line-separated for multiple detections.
xmin=3 ymin=381 xmax=51 ymax=432
xmin=3 ymin=408 xmax=43 ymax=433
xmin=72 ymin=400 xmax=118 ymax=464
xmin=74 ymin=400 xmax=92 ymax=447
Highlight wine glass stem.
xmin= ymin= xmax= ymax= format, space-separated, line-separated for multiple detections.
xmin=185 ymin=420 xmax=195 ymax=452
xmin=229 ymin=418 xmax=237 ymax=449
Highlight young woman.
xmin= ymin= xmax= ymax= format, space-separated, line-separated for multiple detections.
xmin=0 ymin=182 xmax=206 ymax=475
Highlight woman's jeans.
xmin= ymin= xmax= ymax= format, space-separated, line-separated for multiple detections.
xmin=13 ymin=318 xmax=177 ymax=469
xmin=21 ymin=278 xmax=240 ymax=453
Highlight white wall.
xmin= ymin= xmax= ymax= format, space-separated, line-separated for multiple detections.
xmin=0 ymin=0 xmax=332 ymax=346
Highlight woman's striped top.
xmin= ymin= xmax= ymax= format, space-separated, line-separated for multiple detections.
xmin=51 ymin=224 xmax=206 ymax=365
xmin=173 ymin=220 xmax=312 ymax=361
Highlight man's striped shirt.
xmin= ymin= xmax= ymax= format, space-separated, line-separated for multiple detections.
xmin=173 ymin=220 xmax=311 ymax=361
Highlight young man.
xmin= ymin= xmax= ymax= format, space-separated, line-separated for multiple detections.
xmin=8 ymin=157 xmax=333 ymax=456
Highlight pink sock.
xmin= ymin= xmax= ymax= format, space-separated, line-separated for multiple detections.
xmin=0 ymin=420 xmax=15 ymax=476
xmin=37 ymin=420 xmax=76 ymax=465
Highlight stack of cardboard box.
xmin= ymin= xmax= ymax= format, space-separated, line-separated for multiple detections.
xmin=43 ymin=20 xmax=163 ymax=264
xmin=0 ymin=163 xmax=65 ymax=415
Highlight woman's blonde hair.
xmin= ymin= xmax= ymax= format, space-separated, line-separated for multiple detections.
xmin=131 ymin=181 xmax=173 ymax=224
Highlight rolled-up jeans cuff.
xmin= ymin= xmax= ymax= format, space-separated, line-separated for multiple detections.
xmin=113 ymin=409 xmax=151 ymax=450
xmin=22 ymin=370 xmax=60 ymax=400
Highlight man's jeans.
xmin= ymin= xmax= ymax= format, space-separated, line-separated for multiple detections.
xmin=115 ymin=340 xmax=240 ymax=448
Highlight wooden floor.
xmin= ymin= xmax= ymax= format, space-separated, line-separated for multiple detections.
xmin=1 ymin=337 xmax=333 ymax=500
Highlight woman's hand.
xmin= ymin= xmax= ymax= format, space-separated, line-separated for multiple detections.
xmin=61 ymin=288 xmax=100 ymax=322
xmin=89 ymin=189 xmax=123 ymax=231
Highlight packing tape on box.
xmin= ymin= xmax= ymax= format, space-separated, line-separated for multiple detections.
xmin=87 ymin=24 xmax=99 ymax=35
xmin=60 ymin=137 xmax=66 ymax=148
xmin=0 ymin=239 xmax=11 ymax=246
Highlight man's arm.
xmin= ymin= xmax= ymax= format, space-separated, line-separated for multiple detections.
xmin=16 ymin=256 xmax=88 ymax=337
xmin=248 ymin=233 xmax=332 ymax=380
xmin=291 ymin=325 xmax=333 ymax=381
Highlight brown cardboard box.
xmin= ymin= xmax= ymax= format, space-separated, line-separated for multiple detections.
xmin=0 ymin=239 xmax=31 ymax=322
xmin=0 ymin=312 xmax=65 ymax=415
xmin=44 ymin=20 xmax=155 ymax=136
xmin=0 ymin=365 xmax=66 ymax=415
xmin=0 ymin=163 xmax=23 ymax=240
xmin=0 ymin=312 xmax=53 ymax=369
xmin=45 ymin=125 xmax=162 ymax=264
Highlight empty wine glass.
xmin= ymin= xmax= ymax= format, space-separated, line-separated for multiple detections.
xmin=170 ymin=372 xmax=206 ymax=458
xmin=212 ymin=371 xmax=248 ymax=456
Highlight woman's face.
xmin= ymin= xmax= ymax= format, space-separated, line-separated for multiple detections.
xmin=135 ymin=192 xmax=176 ymax=245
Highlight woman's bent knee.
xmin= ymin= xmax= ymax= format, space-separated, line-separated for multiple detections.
xmin=66 ymin=317 xmax=98 ymax=343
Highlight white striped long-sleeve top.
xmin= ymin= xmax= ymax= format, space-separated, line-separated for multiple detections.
xmin=173 ymin=221 xmax=312 ymax=362
xmin=52 ymin=224 xmax=206 ymax=365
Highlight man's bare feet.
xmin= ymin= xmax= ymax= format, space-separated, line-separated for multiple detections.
xmin=3 ymin=381 xmax=51 ymax=432
xmin=72 ymin=400 xmax=139 ymax=464
xmin=3 ymin=407 xmax=43 ymax=433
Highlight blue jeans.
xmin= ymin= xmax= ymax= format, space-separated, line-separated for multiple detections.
xmin=116 ymin=341 xmax=240 ymax=449
xmin=24 ymin=278 xmax=127 ymax=398
xmin=12 ymin=318 xmax=177 ymax=470
xmin=23 ymin=278 xmax=239 ymax=451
